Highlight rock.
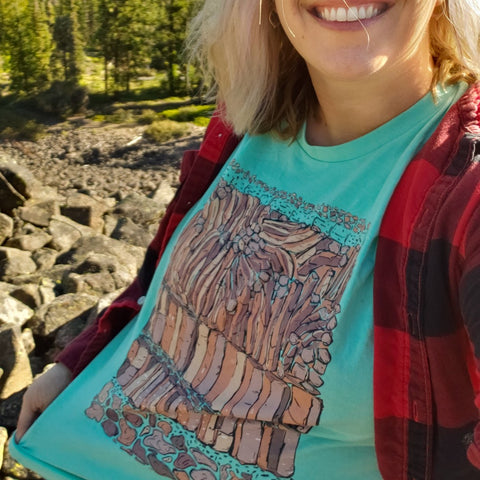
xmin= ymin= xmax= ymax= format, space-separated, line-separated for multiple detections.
xmin=21 ymin=328 xmax=35 ymax=354
xmin=19 ymin=199 xmax=60 ymax=228
xmin=0 ymin=390 xmax=25 ymax=430
xmin=6 ymin=230 xmax=52 ymax=252
xmin=85 ymin=288 xmax=124 ymax=325
xmin=62 ymin=253 xmax=134 ymax=296
xmin=38 ymin=278 xmax=56 ymax=305
xmin=28 ymin=293 xmax=98 ymax=337
xmin=31 ymin=247 xmax=58 ymax=270
xmin=0 ymin=293 xmax=34 ymax=327
xmin=54 ymin=315 xmax=89 ymax=352
xmin=113 ymin=192 xmax=162 ymax=229
xmin=0 ymin=247 xmax=37 ymax=278
xmin=0 ymin=214 xmax=13 ymax=245
xmin=47 ymin=214 xmax=95 ymax=251
xmin=110 ymin=217 xmax=152 ymax=247
xmin=0 ymin=427 xmax=8 ymax=468
xmin=151 ymin=179 xmax=176 ymax=210
xmin=57 ymin=234 xmax=145 ymax=272
xmin=0 ymin=160 xmax=28 ymax=214
xmin=60 ymin=192 xmax=108 ymax=232
xmin=102 ymin=214 xmax=118 ymax=237
xmin=1 ymin=436 xmax=30 ymax=479
xmin=0 ymin=282 xmax=15 ymax=295
xmin=0 ymin=324 xmax=32 ymax=399
xmin=10 ymin=284 xmax=43 ymax=310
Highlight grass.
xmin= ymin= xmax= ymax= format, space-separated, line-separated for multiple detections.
xmin=144 ymin=119 xmax=191 ymax=143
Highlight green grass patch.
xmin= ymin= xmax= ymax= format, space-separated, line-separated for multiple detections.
xmin=144 ymin=119 xmax=191 ymax=143
xmin=161 ymin=104 xmax=215 ymax=122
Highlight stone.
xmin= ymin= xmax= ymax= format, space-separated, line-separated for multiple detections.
xmin=0 ymin=247 xmax=37 ymax=278
xmin=0 ymin=324 xmax=32 ymax=399
xmin=151 ymin=179 xmax=176 ymax=210
xmin=21 ymin=327 xmax=35 ymax=354
xmin=0 ymin=158 xmax=42 ymax=200
xmin=28 ymin=293 xmax=98 ymax=337
xmin=0 ymin=164 xmax=28 ymax=214
xmin=60 ymin=192 xmax=108 ymax=232
xmin=6 ymin=230 xmax=52 ymax=251
xmin=57 ymin=234 xmax=145 ymax=272
xmin=0 ymin=213 xmax=13 ymax=245
xmin=19 ymin=199 xmax=60 ymax=228
xmin=54 ymin=315 xmax=88 ymax=351
xmin=0 ymin=292 xmax=34 ymax=327
xmin=113 ymin=192 xmax=162 ymax=229
xmin=47 ymin=214 xmax=95 ymax=251
xmin=1 ymin=436 xmax=30 ymax=478
xmin=31 ymin=247 xmax=58 ymax=270
xmin=10 ymin=284 xmax=43 ymax=310
xmin=110 ymin=217 xmax=152 ymax=247
xmin=0 ymin=390 xmax=25 ymax=430
xmin=103 ymin=214 xmax=118 ymax=237
xmin=0 ymin=427 xmax=8 ymax=469
xmin=85 ymin=288 xmax=124 ymax=325
xmin=62 ymin=253 xmax=134 ymax=296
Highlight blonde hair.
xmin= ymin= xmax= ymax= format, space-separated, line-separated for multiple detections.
xmin=188 ymin=0 xmax=480 ymax=139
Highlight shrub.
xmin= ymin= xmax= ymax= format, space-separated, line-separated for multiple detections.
xmin=144 ymin=119 xmax=190 ymax=143
xmin=35 ymin=81 xmax=89 ymax=116
xmin=0 ymin=109 xmax=46 ymax=141
xmin=137 ymin=109 xmax=159 ymax=125
xmin=161 ymin=104 xmax=215 ymax=122
xmin=193 ymin=116 xmax=211 ymax=127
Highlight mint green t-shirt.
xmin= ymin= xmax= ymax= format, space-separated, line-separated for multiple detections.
xmin=10 ymin=83 xmax=466 ymax=480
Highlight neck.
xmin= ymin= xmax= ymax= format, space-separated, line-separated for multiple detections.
xmin=306 ymin=54 xmax=434 ymax=146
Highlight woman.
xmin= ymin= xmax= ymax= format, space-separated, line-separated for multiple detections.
xmin=12 ymin=1 xmax=480 ymax=479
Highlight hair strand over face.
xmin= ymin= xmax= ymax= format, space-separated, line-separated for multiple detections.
xmin=187 ymin=0 xmax=480 ymax=140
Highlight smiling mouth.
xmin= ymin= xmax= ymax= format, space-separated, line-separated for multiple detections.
xmin=312 ymin=3 xmax=389 ymax=22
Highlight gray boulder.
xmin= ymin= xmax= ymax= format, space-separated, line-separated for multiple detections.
xmin=0 ymin=214 xmax=13 ymax=245
xmin=0 ymin=324 xmax=32 ymax=399
xmin=110 ymin=216 xmax=152 ymax=247
xmin=113 ymin=192 xmax=162 ymax=228
xmin=62 ymin=253 xmax=134 ymax=296
xmin=19 ymin=199 xmax=60 ymax=228
xmin=47 ymin=214 xmax=95 ymax=251
xmin=6 ymin=229 xmax=52 ymax=252
xmin=60 ymin=192 xmax=108 ymax=232
xmin=0 ymin=292 xmax=34 ymax=327
xmin=28 ymin=293 xmax=98 ymax=338
xmin=0 ymin=247 xmax=37 ymax=278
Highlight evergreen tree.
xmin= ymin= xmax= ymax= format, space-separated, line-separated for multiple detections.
xmin=51 ymin=0 xmax=83 ymax=83
xmin=97 ymin=0 xmax=158 ymax=93
xmin=155 ymin=0 xmax=200 ymax=95
xmin=3 ymin=0 xmax=52 ymax=93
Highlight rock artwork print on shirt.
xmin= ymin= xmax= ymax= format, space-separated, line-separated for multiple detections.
xmin=85 ymin=160 xmax=368 ymax=480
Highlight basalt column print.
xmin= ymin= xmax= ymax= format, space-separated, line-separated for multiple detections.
xmin=86 ymin=163 xmax=365 ymax=479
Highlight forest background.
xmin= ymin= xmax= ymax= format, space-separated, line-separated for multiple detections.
xmin=0 ymin=0 xmax=213 ymax=141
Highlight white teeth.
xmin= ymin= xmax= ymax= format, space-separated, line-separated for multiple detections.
xmin=336 ymin=7 xmax=347 ymax=21
xmin=316 ymin=4 xmax=384 ymax=22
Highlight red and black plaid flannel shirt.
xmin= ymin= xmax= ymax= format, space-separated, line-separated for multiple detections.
xmin=58 ymin=85 xmax=480 ymax=479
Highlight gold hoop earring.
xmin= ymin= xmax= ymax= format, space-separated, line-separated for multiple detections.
xmin=259 ymin=0 xmax=263 ymax=25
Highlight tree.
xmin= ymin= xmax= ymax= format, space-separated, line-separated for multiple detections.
xmin=3 ymin=0 xmax=52 ymax=94
xmin=97 ymin=0 xmax=158 ymax=93
xmin=154 ymin=0 xmax=200 ymax=95
xmin=51 ymin=0 xmax=83 ymax=83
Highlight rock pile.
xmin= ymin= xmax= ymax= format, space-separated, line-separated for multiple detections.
xmin=0 ymin=153 xmax=178 ymax=479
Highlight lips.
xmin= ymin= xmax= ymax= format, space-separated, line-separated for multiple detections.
xmin=311 ymin=3 xmax=390 ymax=22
